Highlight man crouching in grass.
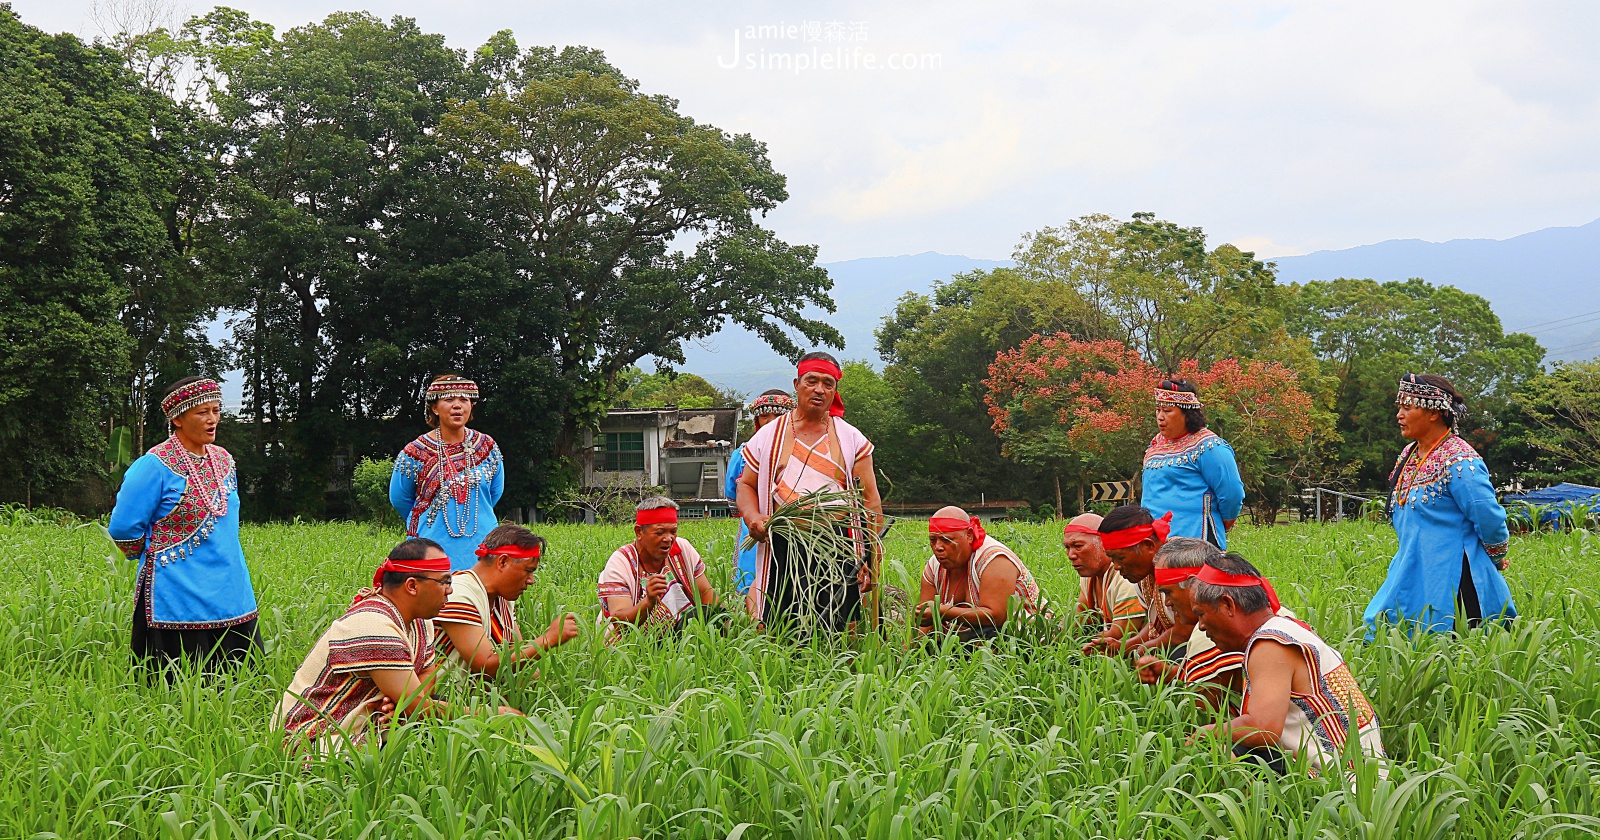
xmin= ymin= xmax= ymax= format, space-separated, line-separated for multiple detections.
xmin=916 ymin=506 xmax=1050 ymax=643
xmin=434 ymin=524 xmax=579 ymax=679
xmin=274 ymin=538 xmax=519 ymax=753
xmin=1187 ymin=551 xmax=1386 ymax=777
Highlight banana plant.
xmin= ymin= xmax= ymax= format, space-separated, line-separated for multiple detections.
xmin=105 ymin=424 xmax=133 ymax=491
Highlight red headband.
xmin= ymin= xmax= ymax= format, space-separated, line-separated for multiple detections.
xmin=636 ymin=507 xmax=679 ymax=526
xmin=371 ymin=554 xmax=451 ymax=588
xmin=1062 ymin=524 xmax=1100 ymax=537
xmin=1195 ymin=563 xmax=1280 ymax=612
xmin=796 ymin=359 xmax=846 ymax=417
xmin=475 ymin=543 xmax=541 ymax=561
xmin=1099 ymin=511 xmax=1172 ymax=550
xmin=1153 ymin=565 xmax=1199 ymax=587
xmin=929 ymin=515 xmax=987 ymax=550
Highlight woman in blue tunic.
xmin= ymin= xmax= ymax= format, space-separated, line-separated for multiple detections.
xmin=725 ymin=391 xmax=795 ymax=594
xmin=1364 ymin=374 xmax=1513 ymax=637
xmin=108 ymin=377 xmax=260 ymax=669
xmin=1139 ymin=380 xmax=1245 ymax=549
xmin=390 ymin=374 xmax=504 ymax=571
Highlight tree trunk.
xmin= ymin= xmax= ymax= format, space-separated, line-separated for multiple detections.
xmin=1054 ymin=474 xmax=1063 ymax=520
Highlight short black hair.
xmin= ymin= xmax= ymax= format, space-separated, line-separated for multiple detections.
xmin=798 ymin=351 xmax=840 ymax=368
xmin=1099 ymin=505 xmax=1154 ymax=534
xmin=760 ymin=388 xmax=789 ymax=397
xmin=481 ymin=524 xmax=545 ymax=554
xmin=1161 ymin=378 xmax=1207 ymax=433
xmin=380 ymin=538 xmax=446 ymax=588
xmin=1190 ymin=552 xmax=1273 ymax=613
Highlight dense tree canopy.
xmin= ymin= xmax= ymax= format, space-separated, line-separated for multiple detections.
xmin=2 ymin=6 xmax=840 ymax=516
xmin=1284 ymin=277 xmax=1544 ymax=488
xmin=2 ymin=2 xmax=1583 ymax=517
xmin=0 ymin=8 xmax=161 ymax=505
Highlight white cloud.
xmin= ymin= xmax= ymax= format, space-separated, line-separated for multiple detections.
xmin=14 ymin=0 xmax=1600 ymax=261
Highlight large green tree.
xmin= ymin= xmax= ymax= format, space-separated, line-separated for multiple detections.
xmin=170 ymin=16 xmax=838 ymax=515
xmin=1285 ymin=277 xmax=1544 ymax=488
xmin=875 ymin=269 xmax=1068 ymax=504
xmin=437 ymin=39 xmax=841 ymax=505
xmin=0 ymin=8 xmax=184 ymax=505
xmin=180 ymin=9 xmax=475 ymax=517
xmin=1504 ymin=361 xmax=1600 ymax=487
xmin=1013 ymin=213 xmax=1299 ymax=371
xmin=873 ymin=213 xmax=1319 ymax=508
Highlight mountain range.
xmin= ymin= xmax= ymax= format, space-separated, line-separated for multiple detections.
xmin=679 ymin=217 xmax=1600 ymax=394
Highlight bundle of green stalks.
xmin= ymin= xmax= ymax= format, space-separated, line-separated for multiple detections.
xmin=739 ymin=487 xmax=886 ymax=629
xmin=4 ymin=518 xmax=1599 ymax=838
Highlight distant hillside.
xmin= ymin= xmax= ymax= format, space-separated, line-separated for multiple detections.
xmin=1272 ymin=218 xmax=1600 ymax=361
xmin=677 ymin=251 xmax=1010 ymax=394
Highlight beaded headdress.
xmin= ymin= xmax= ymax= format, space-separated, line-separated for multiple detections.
xmin=161 ymin=378 xmax=222 ymax=422
xmin=748 ymin=392 xmax=796 ymax=417
xmin=1396 ymin=374 xmax=1465 ymax=432
xmin=1154 ymin=386 xmax=1203 ymax=409
xmin=425 ymin=376 xmax=479 ymax=402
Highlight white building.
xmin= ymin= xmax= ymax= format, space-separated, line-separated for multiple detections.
xmin=580 ymin=407 xmax=741 ymax=519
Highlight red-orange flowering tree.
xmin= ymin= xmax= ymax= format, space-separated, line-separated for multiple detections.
xmin=985 ymin=335 xmax=1318 ymax=520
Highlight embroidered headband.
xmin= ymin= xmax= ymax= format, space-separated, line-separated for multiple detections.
xmin=161 ymin=378 xmax=223 ymax=422
xmin=370 ymin=553 xmax=451 ymax=589
xmin=636 ymin=507 xmax=679 ymax=526
xmin=796 ymin=358 xmax=846 ymax=417
xmin=1153 ymin=565 xmax=1200 ymax=587
xmin=749 ymin=392 xmax=796 ymax=417
xmin=1099 ymin=511 xmax=1173 ymax=550
xmin=1396 ymin=374 xmax=1465 ymax=432
xmin=929 ymin=515 xmax=987 ymax=550
xmin=1154 ymin=387 xmax=1203 ymax=409
xmin=476 ymin=543 xmax=542 ymax=561
xmin=426 ymin=377 xmax=479 ymax=401
xmin=1195 ymin=563 xmax=1280 ymax=612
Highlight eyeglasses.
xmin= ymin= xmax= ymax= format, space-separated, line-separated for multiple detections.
xmin=412 ymin=574 xmax=453 ymax=588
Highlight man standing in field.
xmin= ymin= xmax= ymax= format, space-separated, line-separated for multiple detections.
xmin=736 ymin=352 xmax=883 ymax=634
xmin=916 ymin=506 xmax=1050 ymax=641
xmin=1086 ymin=506 xmax=1181 ymax=656
xmin=434 ymin=524 xmax=580 ymax=678
xmin=1188 ymin=552 xmax=1386 ymax=776
xmin=598 ymin=498 xmax=720 ymax=644
xmin=1132 ymin=538 xmax=1247 ymax=710
xmin=274 ymin=538 xmax=516 ymax=752
xmin=1064 ymin=513 xmax=1144 ymax=639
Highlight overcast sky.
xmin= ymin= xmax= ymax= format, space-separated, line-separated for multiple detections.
xmin=14 ymin=0 xmax=1600 ymax=262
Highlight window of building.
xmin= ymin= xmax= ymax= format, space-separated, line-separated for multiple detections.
xmin=600 ymin=432 xmax=646 ymax=472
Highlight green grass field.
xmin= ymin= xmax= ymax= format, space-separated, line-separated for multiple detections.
xmin=3 ymin=518 xmax=1598 ymax=839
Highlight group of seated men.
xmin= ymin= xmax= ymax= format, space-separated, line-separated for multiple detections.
xmin=910 ymin=504 xmax=1385 ymax=776
xmin=1069 ymin=505 xmax=1388 ymax=776
xmin=274 ymin=496 xmax=719 ymax=752
xmin=274 ymin=498 xmax=1386 ymax=776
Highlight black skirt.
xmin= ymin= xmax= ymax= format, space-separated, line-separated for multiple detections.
xmin=132 ymin=586 xmax=261 ymax=672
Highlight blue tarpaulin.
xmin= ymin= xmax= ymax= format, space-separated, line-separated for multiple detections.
xmin=1503 ymin=483 xmax=1600 ymax=528
xmin=1504 ymin=483 xmax=1600 ymax=505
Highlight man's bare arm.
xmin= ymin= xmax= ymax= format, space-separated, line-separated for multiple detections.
xmin=1194 ymin=641 xmax=1296 ymax=748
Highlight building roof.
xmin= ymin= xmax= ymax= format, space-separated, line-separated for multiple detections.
xmin=597 ymin=406 xmax=740 ymax=447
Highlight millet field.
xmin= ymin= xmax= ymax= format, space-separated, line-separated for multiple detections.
xmin=4 ymin=517 xmax=1599 ymax=839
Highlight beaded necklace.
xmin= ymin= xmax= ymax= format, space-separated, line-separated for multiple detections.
xmin=433 ymin=428 xmax=479 ymax=538
xmin=177 ymin=444 xmax=229 ymax=518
